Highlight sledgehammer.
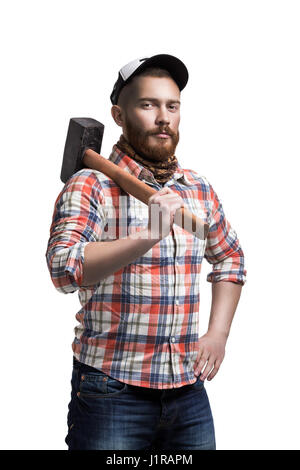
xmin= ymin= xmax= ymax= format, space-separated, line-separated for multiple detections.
xmin=60 ymin=117 xmax=209 ymax=240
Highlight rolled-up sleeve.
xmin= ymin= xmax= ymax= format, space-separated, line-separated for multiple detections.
xmin=45 ymin=170 xmax=107 ymax=294
xmin=204 ymin=178 xmax=247 ymax=285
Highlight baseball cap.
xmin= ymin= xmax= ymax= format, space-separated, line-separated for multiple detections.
xmin=110 ymin=54 xmax=189 ymax=105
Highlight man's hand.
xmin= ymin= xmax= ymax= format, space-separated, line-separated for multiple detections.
xmin=193 ymin=331 xmax=227 ymax=381
xmin=147 ymin=187 xmax=184 ymax=240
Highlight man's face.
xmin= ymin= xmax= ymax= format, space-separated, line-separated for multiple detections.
xmin=114 ymin=76 xmax=181 ymax=161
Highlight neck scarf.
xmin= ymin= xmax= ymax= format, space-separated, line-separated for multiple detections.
xmin=115 ymin=134 xmax=178 ymax=184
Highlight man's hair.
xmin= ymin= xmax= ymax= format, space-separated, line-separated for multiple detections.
xmin=117 ymin=67 xmax=173 ymax=107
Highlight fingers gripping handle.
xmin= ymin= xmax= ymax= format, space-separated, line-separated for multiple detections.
xmin=83 ymin=149 xmax=209 ymax=240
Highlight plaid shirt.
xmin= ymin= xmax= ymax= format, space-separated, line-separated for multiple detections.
xmin=46 ymin=144 xmax=247 ymax=389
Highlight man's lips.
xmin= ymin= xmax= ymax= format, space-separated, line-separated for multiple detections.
xmin=153 ymin=133 xmax=170 ymax=139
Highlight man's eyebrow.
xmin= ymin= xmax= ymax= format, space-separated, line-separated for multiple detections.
xmin=137 ymin=97 xmax=181 ymax=104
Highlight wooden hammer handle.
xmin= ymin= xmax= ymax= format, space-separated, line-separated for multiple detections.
xmin=83 ymin=149 xmax=208 ymax=240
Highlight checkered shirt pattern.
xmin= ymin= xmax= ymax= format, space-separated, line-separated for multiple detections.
xmin=46 ymin=145 xmax=247 ymax=389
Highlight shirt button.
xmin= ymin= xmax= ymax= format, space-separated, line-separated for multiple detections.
xmin=171 ymin=337 xmax=176 ymax=343
xmin=175 ymin=299 xmax=179 ymax=305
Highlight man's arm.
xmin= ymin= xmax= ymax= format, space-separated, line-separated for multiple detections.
xmin=208 ymin=281 xmax=242 ymax=338
xmin=193 ymin=281 xmax=242 ymax=381
xmin=82 ymin=229 xmax=157 ymax=286
xmin=46 ymin=173 xmax=183 ymax=290
xmin=193 ymin=177 xmax=247 ymax=381
xmin=82 ymin=186 xmax=184 ymax=285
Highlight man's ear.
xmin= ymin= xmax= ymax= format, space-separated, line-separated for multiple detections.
xmin=111 ymin=105 xmax=124 ymax=127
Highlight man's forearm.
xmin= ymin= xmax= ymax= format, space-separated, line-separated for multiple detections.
xmin=207 ymin=281 xmax=243 ymax=339
xmin=82 ymin=228 xmax=160 ymax=286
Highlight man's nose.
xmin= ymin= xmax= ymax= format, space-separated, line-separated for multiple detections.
xmin=155 ymin=106 xmax=170 ymax=125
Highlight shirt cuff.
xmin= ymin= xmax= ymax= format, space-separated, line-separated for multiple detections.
xmin=64 ymin=241 xmax=88 ymax=290
xmin=206 ymin=269 xmax=247 ymax=285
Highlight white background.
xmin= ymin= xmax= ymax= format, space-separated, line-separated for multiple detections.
xmin=1 ymin=0 xmax=299 ymax=450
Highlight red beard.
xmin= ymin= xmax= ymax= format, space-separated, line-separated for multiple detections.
xmin=123 ymin=116 xmax=179 ymax=162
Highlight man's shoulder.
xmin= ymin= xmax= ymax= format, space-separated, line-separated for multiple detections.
xmin=63 ymin=167 xmax=114 ymax=190
xmin=54 ymin=169 xmax=112 ymax=207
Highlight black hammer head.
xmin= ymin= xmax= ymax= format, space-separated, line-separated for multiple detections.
xmin=60 ymin=117 xmax=104 ymax=183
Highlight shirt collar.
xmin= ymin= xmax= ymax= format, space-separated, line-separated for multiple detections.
xmin=108 ymin=145 xmax=194 ymax=186
xmin=173 ymin=162 xmax=195 ymax=186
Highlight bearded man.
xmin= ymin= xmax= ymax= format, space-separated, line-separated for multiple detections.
xmin=46 ymin=54 xmax=247 ymax=450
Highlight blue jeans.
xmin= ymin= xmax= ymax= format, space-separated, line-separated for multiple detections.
xmin=65 ymin=357 xmax=216 ymax=450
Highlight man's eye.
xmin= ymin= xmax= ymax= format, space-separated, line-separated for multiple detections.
xmin=142 ymin=103 xmax=152 ymax=108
